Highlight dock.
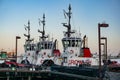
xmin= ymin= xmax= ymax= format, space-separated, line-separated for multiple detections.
xmin=0 ymin=68 xmax=49 ymax=80
xmin=0 ymin=67 xmax=100 ymax=80
xmin=1 ymin=67 xmax=119 ymax=80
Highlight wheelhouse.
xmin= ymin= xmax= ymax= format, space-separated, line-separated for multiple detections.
xmin=24 ymin=43 xmax=36 ymax=52
xmin=37 ymin=41 xmax=54 ymax=50
xmin=62 ymin=37 xmax=82 ymax=50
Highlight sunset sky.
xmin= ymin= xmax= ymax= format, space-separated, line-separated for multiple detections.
xmin=0 ymin=0 xmax=120 ymax=56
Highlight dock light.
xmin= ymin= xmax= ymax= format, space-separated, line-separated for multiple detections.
xmin=98 ymin=23 xmax=109 ymax=27
xmin=15 ymin=36 xmax=21 ymax=62
xmin=98 ymin=23 xmax=109 ymax=80
xmin=16 ymin=36 xmax=21 ymax=39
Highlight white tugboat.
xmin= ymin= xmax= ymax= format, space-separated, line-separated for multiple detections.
xmin=20 ymin=21 xmax=37 ymax=65
xmin=61 ymin=4 xmax=99 ymax=67
xmin=18 ymin=15 xmax=61 ymax=66
xmin=36 ymin=14 xmax=61 ymax=65
xmin=50 ymin=4 xmax=111 ymax=80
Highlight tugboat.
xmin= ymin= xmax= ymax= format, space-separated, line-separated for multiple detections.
xmin=36 ymin=14 xmax=61 ymax=66
xmin=20 ymin=21 xmax=37 ymax=65
xmin=50 ymin=4 xmax=110 ymax=80
xmin=61 ymin=4 xmax=99 ymax=67
xmin=17 ymin=15 xmax=61 ymax=67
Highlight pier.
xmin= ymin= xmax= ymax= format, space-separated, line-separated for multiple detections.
xmin=0 ymin=67 xmax=119 ymax=80
xmin=0 ymin=68 xmax=49 ymax=80
xmin=0 ymin=67 xmax=100 ymax=80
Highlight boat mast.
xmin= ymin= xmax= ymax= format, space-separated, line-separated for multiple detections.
xmin=62 ymin=4 xmax=74 ymax=37
xmin=68 ymin=4 xmax=71 ymax=37
xmin=38 ymin=14 xmax=48 ymax=41
xmin=24 ymin=20 xmax=32 ymax=42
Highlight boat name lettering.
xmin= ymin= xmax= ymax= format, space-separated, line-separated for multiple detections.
xmin=68 ymin=59 xmax=91 ymax=65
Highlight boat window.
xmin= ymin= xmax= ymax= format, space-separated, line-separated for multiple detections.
xmin=48 ymin=43 xmax=52 ymax=49
xmin=62 ymin=40 xmax=71 ymax=48
xmin=31 ymin=45 xmax=36 ymax=50
xmin=25 ymin=44 xmax=36 ymax=51
xmin=72 ymin=40 xmax=75 ymax=47
xmin=25 ymin=45 xmax=30 ymax=51
xmin=44 ymin=43 xmax=49 ymax=49
xmin=40 ymin=43 xmax=44 ymax=49
xmin=37 ymin=43 xmax=40 ymax=50
xmin=75 ymin=40 xmax=81 ymax=47
xmin=26 ymin=45 xmax=30 ymax=50
xmin=62 ymin=39 xmax=81 ymax=48
xmin=44 ymin=43 xmax=47 ymax=49
xmin=38 ymin=42 xmax=53 ymax=50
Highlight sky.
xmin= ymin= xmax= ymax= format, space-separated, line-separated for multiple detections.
xmin=0 ymin=0 xmax=120 ymax=56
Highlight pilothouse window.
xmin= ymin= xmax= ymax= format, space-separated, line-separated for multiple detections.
xmin=75 ymin=40 xmax=81 ymax=47
xmin=25 ymin=44 xmax=36 ymax=51
xmin=72 ymin=40 xmax=75 ymax=47
xmin=62 ymin=40 xmax=71 ymax=48
xmin=26 ymin=46 xmax=30 ymax=50
xmin=48 ymin=43 xmax=52 ymax=49
xmin=38 ymin=42 xmax=53 ymax=50
xmin=62 ymin=39 xmax=81 ymax=48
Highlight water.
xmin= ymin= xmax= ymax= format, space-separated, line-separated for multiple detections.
xmin=107 ymin=72 xmax=120 ymax=80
